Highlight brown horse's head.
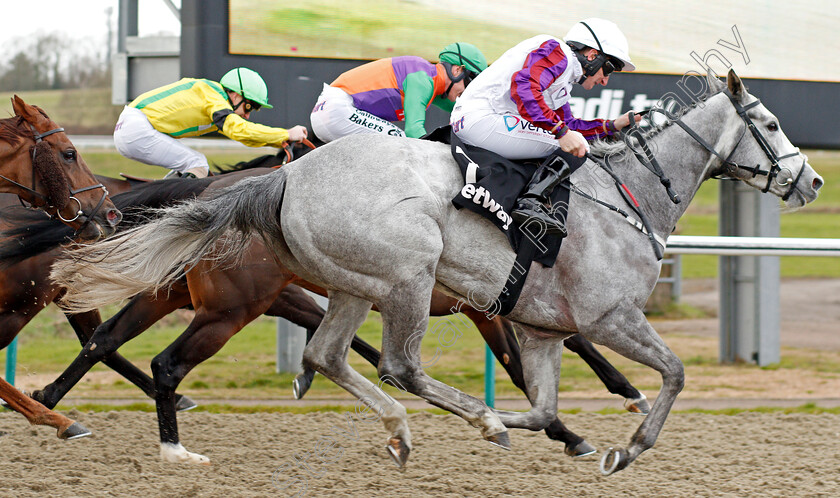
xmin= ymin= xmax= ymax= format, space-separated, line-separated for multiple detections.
xmin=1 ymin=96 xmax=121 ymax=239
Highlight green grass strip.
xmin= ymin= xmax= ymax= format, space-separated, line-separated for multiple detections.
xmin=54 ymin=402 xmax=840 ymax=416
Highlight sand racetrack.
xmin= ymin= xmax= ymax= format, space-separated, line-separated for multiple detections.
xmin=1 ymin=410 xmax=838 ymax=496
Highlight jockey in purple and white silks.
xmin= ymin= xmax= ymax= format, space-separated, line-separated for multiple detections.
xmin=452 ymin=18 xmax=641 ymax=236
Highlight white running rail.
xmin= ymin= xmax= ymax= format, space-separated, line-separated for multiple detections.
xmin=666 ymin=236 xmax=840 ymax=257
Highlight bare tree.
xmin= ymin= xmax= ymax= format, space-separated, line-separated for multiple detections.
xmin=0 ymin=33 xmax=109 ymax=92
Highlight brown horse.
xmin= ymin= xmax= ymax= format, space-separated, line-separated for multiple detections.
xmin=1 ymin=96 xmax=121 ymax=237
xmin=0 ymin=96 xmax=124 ymax=439
xmin=0 ymin=175 xmax=209 ymax=421
xmin=3 ymin=168 xmax=646 ymax=464
xmin=0 ymin=152 xmax=309 ymax=436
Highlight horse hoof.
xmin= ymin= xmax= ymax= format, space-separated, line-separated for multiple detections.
xmin=486 ymin=431 xmax=511 ymax=451
xmin=599 ymin=447 xmax=629 ymax=475
xmin=624 ymin=394 xmax=650 ymax=415
xmin=292 ymin=374 xmax=311 ymax=400
xmin=564 ymin=440 xmax=597 ymax=458
xmin=30 ymin=389 xmax=46 ymax=405
xmin=60 ymin=422 xmax=92 ymax=440
xmin=175 ymin=395 xmax=198 ymax=412
xmin=160 ymin=442 xmax=211 ymax=465
xmin=386 ymin=438 xmax=410 ymax=468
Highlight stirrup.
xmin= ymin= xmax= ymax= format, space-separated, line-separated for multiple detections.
xmin=163 ymin=170 xmax=182 ymax=179
xmin=511 ymin=198 xmax=567 ymax=237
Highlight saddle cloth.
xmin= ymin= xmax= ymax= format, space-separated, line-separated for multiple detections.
xmin=424 ymin=126 xmax=583 ymax=268
xmin=422 ymin=126 xmax=586 ymax=315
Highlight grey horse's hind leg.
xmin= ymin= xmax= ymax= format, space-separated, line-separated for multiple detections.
xmin=583 ymin=307 xmax=684 ymax=475
xmin=492 ymin=324 xmax=566 ymax=432
xmin=563 ymin=334 xmax=649 ymax=414
xmin=376 ymin=290 xmax=508 ymax=449
xmin=301 ymin=291 xmax=413 ymax=467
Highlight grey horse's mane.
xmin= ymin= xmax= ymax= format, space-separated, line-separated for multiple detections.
xmin=590 ymin=78 xmax=726 ymax=158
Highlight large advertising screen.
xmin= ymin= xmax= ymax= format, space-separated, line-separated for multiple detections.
xmin=229 ymin=0 xmax=840 ymax=82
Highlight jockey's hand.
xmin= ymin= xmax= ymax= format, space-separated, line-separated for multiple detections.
xmin=613 ymin=111 xmax=643 ymax=131
xmin=557 ymin=129 xmax=589 ymax=158
xmin=287 ymin=125 xmax=308 ymax=142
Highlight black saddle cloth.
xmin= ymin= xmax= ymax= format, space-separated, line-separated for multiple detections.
xmin=424 ymin=126 xmax=584 ymax=268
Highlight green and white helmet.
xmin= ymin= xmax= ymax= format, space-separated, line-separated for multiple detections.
xmin=438 ymin=42 xmax=488 ymax=85
xmin=220 ymin=67 xmax=273 ymax=109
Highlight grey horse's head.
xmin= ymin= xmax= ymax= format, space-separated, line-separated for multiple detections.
xmin=715 ymin=69 xmax=823 ymax=208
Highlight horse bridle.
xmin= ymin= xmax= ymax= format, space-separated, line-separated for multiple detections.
xmin=582 ymin=88 xmax=807 ymax=260
xmin=0 ymin=125 xmax=109 ymax=234
xmin=639 ymin=90 xmax=805 ymax=202
xmin=720 ymin=91 xmax=804 ymax=201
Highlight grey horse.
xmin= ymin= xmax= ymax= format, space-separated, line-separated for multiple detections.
xmin=52 ymin=70 xmax=822 ymax=473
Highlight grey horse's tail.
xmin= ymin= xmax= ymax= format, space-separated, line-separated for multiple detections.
xmin=52 ymin=170 xmax=289 ymax=312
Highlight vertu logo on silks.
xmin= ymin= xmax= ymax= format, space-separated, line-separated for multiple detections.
xmin=503 ymin=115 xmax=520 ymax=131
xmin=503 ymin=116 xmax=554 ymax=136
xmin=451 ymin=116 xmax=466 ymax=132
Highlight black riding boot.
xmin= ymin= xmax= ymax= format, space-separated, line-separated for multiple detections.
xmin=511 ymin=155 xmax=572 ymax=236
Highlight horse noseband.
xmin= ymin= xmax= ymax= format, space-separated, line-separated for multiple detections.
xmin=25 ymin=125 xmax=110 ymax=233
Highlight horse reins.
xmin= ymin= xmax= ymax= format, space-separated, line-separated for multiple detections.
xmin=273 ymin=137 xmax=317 ymax=168
xmin=579 ymin=89 xmax=807 ymax=259
xmin=0 ymin=124 xmax=109 ymax=235
xmin=643 ymin=90 xmax=804 ymax=200
xmin=583 ymin=151 xmax=666 ymax=259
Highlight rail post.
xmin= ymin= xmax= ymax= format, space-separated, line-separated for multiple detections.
xmin=484 ymin=344 xmax=495 ymax=408
xmin=718 ymin=181 xmax=780 ymax=366
xmin=4 ymin=337 xmax=17 ymax=386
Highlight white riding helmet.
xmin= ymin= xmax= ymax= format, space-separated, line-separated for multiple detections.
xmin=564 ymin=18 xmax=635 ymax=72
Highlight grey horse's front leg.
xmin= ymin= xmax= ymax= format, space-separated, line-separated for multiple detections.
xmin=493 ymin=324 xmax=566 ymax=431
xmin=301 ymin=291 xmax=414 ymax=468
xmin=376 ymin=288 xmax=509 ymax=450
xmin=582 ymin=306 xmax=685 ymax=475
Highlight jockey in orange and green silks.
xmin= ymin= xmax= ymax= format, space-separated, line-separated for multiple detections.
xmin=310 ymin=43 xmax=487 ymax=142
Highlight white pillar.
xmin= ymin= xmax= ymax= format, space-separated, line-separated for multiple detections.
xmin=719 ymin=181 xmax=780 ymax=366
xmin=276 ymin=293 xmax=328 ymax=373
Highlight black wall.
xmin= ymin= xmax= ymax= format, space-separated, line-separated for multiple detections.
xmin=182 ymin=0 xmax=839 ymax=149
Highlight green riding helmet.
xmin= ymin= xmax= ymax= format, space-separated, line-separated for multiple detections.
xmin=219 ymin=67 xmax=273 ymax=109
xmin=438 ymin=42 xmax=488 ymax=85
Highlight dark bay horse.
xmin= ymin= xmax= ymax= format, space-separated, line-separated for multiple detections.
xmin=0 ymin=176 xmax=223 ymax=417
xmin=2 ymin=170 xmax=646 ymax=464
xmin=52 ymin=71 xmax=822 ymax=473
xmin=0 ymin=135 xmax=314 ymax=439
xmin=0 ymin=96 xmax=124 ymax=439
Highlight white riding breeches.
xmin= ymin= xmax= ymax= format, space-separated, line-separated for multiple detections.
xmin=309 ymin=84 xmax=405 ymax=143
xmin=451 ymin=102 xmax=567 ymax=160
xmin=113 ymin=106 xmax=210 ymax=175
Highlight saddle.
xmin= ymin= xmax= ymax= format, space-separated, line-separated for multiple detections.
xmin=422 ymin=126 xmax=585 ymax=315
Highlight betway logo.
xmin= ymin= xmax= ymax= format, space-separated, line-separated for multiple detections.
xmin=454 ymin=146 xmax=513 ymax=230
xmin=460 ymin=184 xmax=513 ymax=230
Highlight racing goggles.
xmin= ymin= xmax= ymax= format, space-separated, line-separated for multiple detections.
xmin=602 ymin=57 xmax=625 ymax=77
xmin=242 ymin=99 xmax=261 ymax=113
